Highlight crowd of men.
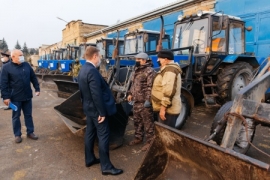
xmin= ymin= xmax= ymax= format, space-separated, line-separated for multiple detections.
xmin=0 ymin=47 xmax=182 ymax=176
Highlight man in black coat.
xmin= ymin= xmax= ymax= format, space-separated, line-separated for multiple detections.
xmin=78 ymin=46 xmax=123 ymax=176
xmin=1 ymin=49 xmax=40 ymax=143
xmin=0 ymin=50 xmax=11 ymax=110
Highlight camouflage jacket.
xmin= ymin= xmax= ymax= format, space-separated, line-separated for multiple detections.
xmin=128 ymin=61 xmax=156 ymax=103
xmin=72 ymin=62 xmax=82 ymax=77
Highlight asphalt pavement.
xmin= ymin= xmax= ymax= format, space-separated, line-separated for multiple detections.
xmin=0 ymin=88 xmax=269 ymax=180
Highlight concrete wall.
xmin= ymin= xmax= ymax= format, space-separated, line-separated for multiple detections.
xmin=29 ymin=55 xmax=40 ymax=67
xmin=39 ymin=42 xmax=61 ymax=60
xmin=62 ymin=20 xmax=107 ymax=47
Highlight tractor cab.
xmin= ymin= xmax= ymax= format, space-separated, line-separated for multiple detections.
xmin=60 ymin=48 xmax=68 ymax=60
xmin=78 ymin=43 xmax=96 ymax=62
xmin=173 ymin=11 xmax=246 ymax=75
xmin=53 ymin=49 xmax=64 ymax=60
xmin=96 ymin=38 xmax=124 ymax=59
xmin=96 ymin=38 xmax=124 ymax=79
xmin=66 ymin=45 xmax=79 ymax=60
xmin=124 ymin=29 xmax=171 ymax=56
xmin=172 ymin=11 xmax=257 ymax=107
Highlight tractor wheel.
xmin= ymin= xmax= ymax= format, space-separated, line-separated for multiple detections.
xmin=217 ymin=62 xmax=253 ymax=104
xmin=210 ymin=101 xmax=256 ymax=154
xmin=175 ymin=94 xmax=191 ymax=129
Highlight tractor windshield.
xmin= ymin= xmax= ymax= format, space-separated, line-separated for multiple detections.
xmin=78 ymin=45 xmax=86 ymax=60
xmin=96 ymin=41 xmax=106 ymax=58
xmin=124 ymin=34 xmax=143 ymax=54
xmin=229 ymin=22 xmax=244 ymax=54
xmin=174 ymin=18 xmax=208 ymax=54
xmin=54 ymin=51 xmax=62 ymax=60
xmin=69 ymin=47 xmax=78 ymax=60
xmin=62 ymin=49 xmax=68 ymax=60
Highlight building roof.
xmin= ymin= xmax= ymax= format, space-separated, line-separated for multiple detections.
xmin=84 ymin=0 xmax=202 ymax=38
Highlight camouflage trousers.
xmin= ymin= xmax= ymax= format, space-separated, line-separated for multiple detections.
xmin=133 ymin=102 xmax=155 ymax=143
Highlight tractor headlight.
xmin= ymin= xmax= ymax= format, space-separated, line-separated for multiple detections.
xmin=178 ymin=14 xmax=183 ymax=21
xmin=197 ymin=10 xmax=203 ymax=17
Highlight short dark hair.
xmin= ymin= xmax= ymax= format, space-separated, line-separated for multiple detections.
xmin=84 ymin=46 xmax=99 ymax=60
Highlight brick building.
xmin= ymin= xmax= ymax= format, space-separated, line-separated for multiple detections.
xmin=62 ymin=20 xmax=107 ymax=46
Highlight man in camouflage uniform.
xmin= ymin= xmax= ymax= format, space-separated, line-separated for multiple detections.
xmin=72 ymin=58 xmax=82 ymax=82
xmin=127 ymin=52 xmax=155 ymax=151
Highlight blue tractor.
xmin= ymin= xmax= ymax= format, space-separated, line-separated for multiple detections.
xmin=96 ymin=37 xmax=124 ymax=79
xmin=77 ymin=42 xmax=96 ymax=65
xmin=159 ymin=10 xmax=265 ymax=151
xmin=165 ymin=11 xmax=262 ymax=107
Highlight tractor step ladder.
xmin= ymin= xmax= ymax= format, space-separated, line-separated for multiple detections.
xmin=201 ymin=76 xmax=221 ymax=108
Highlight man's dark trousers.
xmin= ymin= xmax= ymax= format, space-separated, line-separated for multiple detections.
xmin=12 ymin=99 xmax=34 ymax=136
xmin=85 ymin=115 xmax=113 ymax=171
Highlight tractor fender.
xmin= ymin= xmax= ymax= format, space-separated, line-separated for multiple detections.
xmin=222 ymin=55 xmax=260 ymax=68
xmin=181 ymin=87 xmax=194 ymax=114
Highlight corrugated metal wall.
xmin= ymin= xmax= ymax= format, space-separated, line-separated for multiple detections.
xmin=216 ymin=0 xmax=270 ymax=58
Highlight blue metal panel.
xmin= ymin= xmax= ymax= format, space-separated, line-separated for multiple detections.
xmin=107 ymin=29 xmax=128 ymax=38
xmin=37 ymin=60 xmax=43 ymax=68
xmin=48 ymin=60 xmax=58 ymax=70
xmin=149 ymin=55 xmax=159 ymax=68
xmin=223 ymin=55 xmax=261 ymax=65
xmin=59 ymin=60 xmax=73 ymax=72
xmin=216 ymin=0 xmax=270 ymax=16
xmin=109 ymin=59 xmax=135 ymax=66
xmin=149 ymin=55 xmax=190 ymax=68
xmin=80 ymin=60 xmax=86 ymax=65
xmin=42 ymin=61 xmax=49 ymax=69
xmin=257 ymin=12 xmax=270 ymax=58
xmin=143 ymin=11 xmax=183 ymax=47
xmin=216 ymin=0 xmax=270 ymax=59
xmin=223 ymin=55 xmax=239 ymax=63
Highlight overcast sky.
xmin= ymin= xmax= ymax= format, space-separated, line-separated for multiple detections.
xmin=0 ymin=0 xmax=178 ymax=49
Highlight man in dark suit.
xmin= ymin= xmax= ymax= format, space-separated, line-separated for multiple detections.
xmin=78 ymin=46 xmax=123 ymax=176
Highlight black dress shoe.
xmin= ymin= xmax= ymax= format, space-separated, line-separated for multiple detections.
xmin=85 ymin=159 xmax=100 ymax=167
xmin=102 ymin=168 xmax=123 ymax=175
xmin=27 ymin=133 xmax=38 ymax=140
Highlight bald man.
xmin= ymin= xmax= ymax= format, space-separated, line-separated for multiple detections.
xmin=1 ymin=49 xmax=40 ymax=143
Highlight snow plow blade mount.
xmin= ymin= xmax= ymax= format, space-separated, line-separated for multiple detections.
xmin=135 ymin=122 xmax=270 ymax=180
xmin=53 ymin=80 xmax=78 ymax=98
xmin=38 ymin=74 xmax=73 ymax=90
xmin=54 ymin=91 xmax=128 ymax=150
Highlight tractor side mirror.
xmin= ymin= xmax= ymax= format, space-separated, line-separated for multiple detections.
xmin=245 ymin=26 xmax=253 ymax=31
xmin=143 ymin=34 xmax=149 ymax=43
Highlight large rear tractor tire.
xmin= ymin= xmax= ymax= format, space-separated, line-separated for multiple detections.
xmin=175 ymin=94 xmax=191 ymax=130
xmin=217 ymin=62 xmax=253 ymax=104
xmin=210 ymin=101 xmax=256 ymax=154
